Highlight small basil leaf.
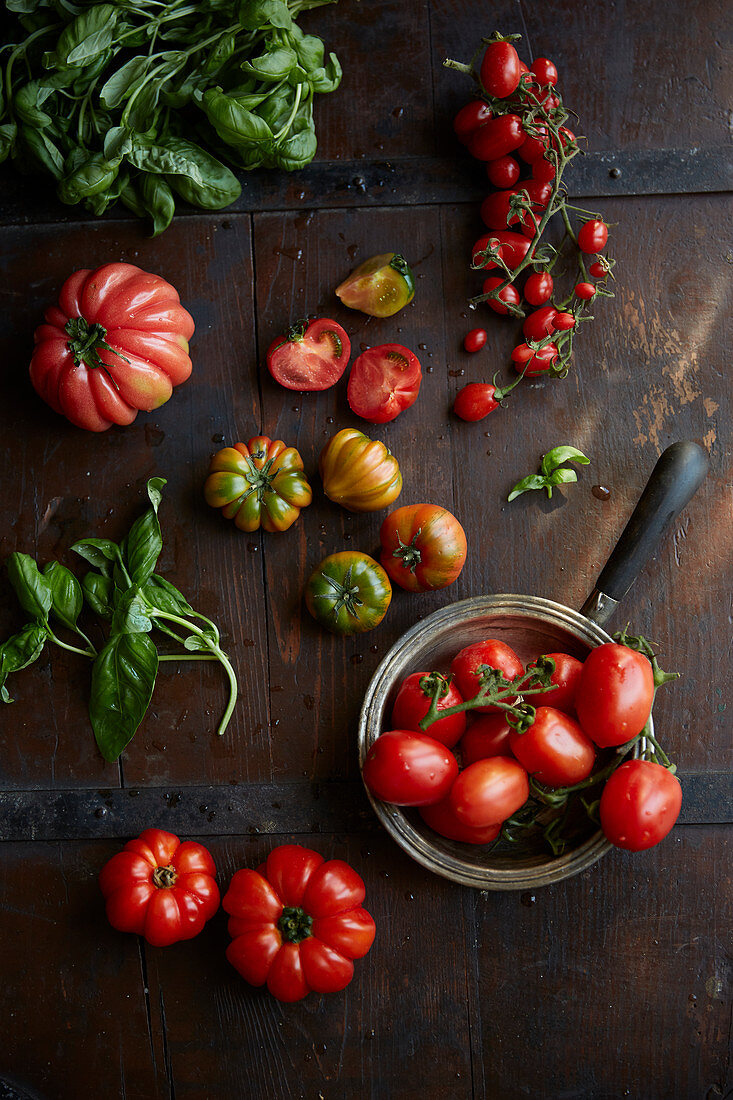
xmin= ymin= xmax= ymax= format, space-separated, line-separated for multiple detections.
xmin=43 ymin=561 xmax=83 ymax=631
xmin=238 ymin=0 xmax=292 ymax=31
xmin=57 ymin=152 xmax=120 ymax=204
xmin=183 ymin=633 xmax=215 ymax=652
xmin=293 ymin=32 xmax=324 ymax=72
xmin=14 ymin=81 xmax=54 ymax=128
xmin=143 ymin=574 xmax=194 ymax=617
xmin=545 ymin=468 xmax=579 ymax=498
xmin=81 ymin=572 xmax=114 ymax=620
xmin=309 ymin=53 xmax=342 ymax=95
xmin=21 ymin=128 xmax=65 ymax=180
xmin=0 ymin=623 xmax=48 ymax=701
xmin=6 ymin=553 xmax=52 ymax=620
xmin=242 ymin=46 xmax=298 ymax=83
xmin=140 ymin=174 xmax=175 ymax=237
xmin=103 ymin=125 xmax=133 ymax=161
xmin=72 ymin=538 xmax=121 ymax=577
xmin=55 ymin=5 xmax=118 ymax=68
xmin=507 ymin=475 xmax=548 ymax=502
xmin=541 ymin=446 xmax=590 ymax=477
xmin=111 ymin=588 xmax=153 ymax=635
xmin=122 ymin=480 xmax=165 ymax=586
xmin=89 ymin=632 xmax=158 ymax=761
xmin=200 ymin=88 xmax=274 ymax=149
xmin=99 ymin=55 xmax=150 ymax=109
xmin=0 ymin=123 xmax=18 ymax=163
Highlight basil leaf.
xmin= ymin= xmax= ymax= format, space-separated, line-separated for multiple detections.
xmin=183 ymin=632 xmax=216 ymax=652
xmin=6 ymin=553 xmax=52 ymax=620
xmin=309 ymin=53 xmax=342 ymax=95
xmin=89 ymin=633 xmax=158 ymax=761
xmin=43 ymin=561 xmax=83 ymax=631
xmin=81 ymin=572 xmax=114 ymax=620
xmin=14 ymin=81 xmax=54 ymax=128
xmin=507 ymin=475 xmax=548 ymax=502
xmin=242 ymin=46 xmax=298 ymax=83
xmin=58 ymin=152 xmax=120 ymax=204
xmin=122 ymin=477 xmax=166 ymax=585
xmin=72 ymin=538 xmax=121 ymax=577
xmin=21 ymin=128 xmax=65 ymax=180
xmin=203 ymin=30 xmax=237 ymax=75
xmin=0 ymin=123 xmax=18 ymax=163
xmin=139 ymin=174 xmax=175 ymax=237
xmin=129 ymin=136 xmax=241 ymax=207
xmin=111 ymin=588 xmax=153 ymax=635
xmin=55 ymin=6 xmax=118 ymax=69
xmin=545 ymin=467 xmax=579 ymax=498
xmin=99 ymin=55 xmax=150 ymax=109
xmin=103 ymin=125 xmax=133 ymax=161
xmin=238 ymin=1 xmax=292 ymax=31
xmin=293 ymin=32 xmax=324 ymax=72
xmin=0 ymin=623 xmax=48 ymax=702
xmin=275 ymin=114 xmax=317 ymax=171
xmin=200 ymin=88 xmax=273 ymax=148
xmin=143 ymin=574 xmax=194 ymax=617
xmin=541 ymin=446 xmax=590 ymax=476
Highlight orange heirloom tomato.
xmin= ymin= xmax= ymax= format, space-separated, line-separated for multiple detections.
xmin=30 ymin=262 xmax=194 ymax=432
xmin=379 ymin=503 xmax=467 ymax=592
xmin=319 ymin=427 xmax=402 ymax=513
xmin=204 ymin=436 xmax=312 ymax=533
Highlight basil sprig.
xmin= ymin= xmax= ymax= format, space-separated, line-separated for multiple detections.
xmin=0 ymin=0 xmax=341 ymax=234
xmin=508 ymin=445 xmax=590 ymax=502
xmin=1 ymin=479 xmax=238 ymax=761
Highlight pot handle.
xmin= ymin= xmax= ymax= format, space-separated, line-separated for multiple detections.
xmin=580 ymin=441 xmax=709 ymax=627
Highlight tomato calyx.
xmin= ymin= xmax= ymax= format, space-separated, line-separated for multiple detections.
xmin=390 ymin=528 xmax=425 ymax=572
xmin=418 ymin=671 xmax=452 ymax=701
xmin=312 ymin=565 xmax=364 ymax=619
xmin=152 ymin=864 xmax=178 ymax=889
xmin=277 ymin=905 xmax=313 ymax=944
xmin=417 ymin=659 xmax=558 ymax=733
xmin=241 ymin=453 xmax=280 ymax=503
xmin=64 ymin=315 xmax=130 ymax=371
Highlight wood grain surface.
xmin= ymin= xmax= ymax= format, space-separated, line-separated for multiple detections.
xmin=0 ymin=0 xmax=731 ymax=1097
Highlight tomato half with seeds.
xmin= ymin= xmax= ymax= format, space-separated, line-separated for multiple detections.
xmin=266 ymin=317 xmax=350 ymax=391
xmin=575 ymin=643 xmax=654 ymax=747
xmin=509 ymin=706 xmax=596 ymax=787
xmin=450 ymin=639 xmax=523 ymax=713
xmin=391 ymin=671 xmax=466 ymax=748
xmin=599 ymin=760 xmax=682 ymax=851
xmin=305 ymin=551 xmax=391 ymax=635
xmin=379 ymin=503 xmax=467 ymax=592
xmin=362 ymin=730 xmax=459 ymax=806
xmin=419 ymin=798 xmax=501 ymax=845
xmin=347 ymin=343 xmax=422 ymax=423
xmin=335 ymin=253 xmax=415 ymax=318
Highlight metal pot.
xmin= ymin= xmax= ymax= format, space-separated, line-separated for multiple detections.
xmin=357 ymin=442 xmax=708 ymax=889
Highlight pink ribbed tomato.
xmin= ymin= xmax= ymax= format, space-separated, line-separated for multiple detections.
xmin=30 ymin=262 xmax=195 ymax=431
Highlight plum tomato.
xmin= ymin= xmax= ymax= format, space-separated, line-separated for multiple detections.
xmin=511 ymin=342 xmax=559 ymax=375
xmin=523 ymin=271 xmax=554 ymax=306
xmin=468 ymin=114 xmax=524 ymax=161
xmin=347 ymin=343 xmax=421 ymax=423
xmin=391 ymin=672 xmax=466 ymax=749
xmin=453 ymin=100 xmax=492 ymax=143
xmin=419 ymin=798 xmax=501 ymax=845
xmin=480 ymin=181 xmax=552 ymax=235
xmin=599 ymin=760 xmax=682 ymax=851
xmin=527 ymin=652 xmax=584 ymax=714
xmin=553 ymin=312 xmax=576 ymax=331
xmin=574 ymin=283 xmax=596 ymax=300
xmin=464 ymin=328 xmax=487 ymax=353
xmin=589 ymin=259 xmax=610 ymax=278
xmin=577 ymin=220 xmax=609 ymax=254
xmin=531 ymin=57 xmax=559 ymax=86
xmin=335 ymin=253 xmax=415 ymax=318
xmin=523 ymin=305 xmax=557 ymax=341
xmin=482 ymin=275 xmax=520 ymax=315
xmin=517 ymin=124 xmax=549 ymax=164
xmin=531 ymin=157 xmax=557 ymax=184
xmin=479 ymin=40 xmax=521 ymax=98
xmin=460 ymin=714 xmax=515 ymax=765
xmin=509 ymin=706 xmax=596 ymax=787
xmin=266 ymin=318 xmax=351 ymax=391
xmin=450 ymin=639 xmax=523 ymax=713
xmin=453 ymin=382 xmax=500 ymax=422
xmin=449 ymin=756 xmax=529 ymax=827
xmin=379 ymin=503 xmax=467 ymax=593
xmin=472 ymin=231 xmax=533 ymax=271
xmin=361 ymin=730 xmax=459 ymax=806
xmin=486 ymin=155 xmax=520 ymax=189
xmin=575 ymin=643 xmax=655 ymax=747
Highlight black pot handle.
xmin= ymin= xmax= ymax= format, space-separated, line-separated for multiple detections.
xmin=581 ymin=441 xmax=709 ymax=626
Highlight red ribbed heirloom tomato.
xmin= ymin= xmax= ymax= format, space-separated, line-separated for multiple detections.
xmin=30 ymin=263 xmax=194 ymax=432
xmin=379 ymin=503 xmax=467 ymax=592
xmin=99 ymin=829 xmax=219 ymax=947
xmin=223 ymin=844 xmax=376 ymax=1003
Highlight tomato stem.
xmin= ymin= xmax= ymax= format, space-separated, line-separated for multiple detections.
xmin=277 ymin=906 xmax=313 ymax=944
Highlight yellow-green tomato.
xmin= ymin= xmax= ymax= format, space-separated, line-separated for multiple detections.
xmin=335 ymin=253 xmax=415 ymax=318
xmin=204 ymin=436 xmax=312 ymax=533
xmin=305 ymin=552 xmax=392 ymax=635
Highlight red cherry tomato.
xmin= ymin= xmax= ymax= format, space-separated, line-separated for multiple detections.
xmin=528 ymin=652 xmax=584 ymax=714
xmin=511 ymin=342 xmax=559 ymax=375
xmin=460 ymin=714 xmax=514 ymax=765
xmin=482 ymin=275 xmax=520 ymax=315
xmin=486 ymin=155 xmax=520 ymax=189
xmin=531 ymin=57 xmax=558 ymax=86
xmin=575 ymin=643 xmax=655 ymax=748
xmin=523 ymin=305 xmax=557 ymax=341
xmin=463 ymin=328 xmax=487 ymax=353
xmin=347 ymin=343 xmax=421 ymax=423
xmin=449 ymin=756 xmax=529 ymax=827
xmin=509 ymin=706 xmax=596 ymax=787
xmin=450 ymin=639 xmax=523 ymax=713
xmin=453 ymin=382 xmax=500 ymax=422
xmin=517 ymin=125 xmax=549 ymax=164
xmin=578 ymin=220 xmax=609 ymax=254
xmin=480 ymin=40 xmax=521 ymax=98
xmin=589 ymin=259 xmax=610 ymax=278
xmin=453 ymin=100 xmax=492 ymax=143
xmin=468 ymin=114 xmax=524 ymax=161
xmin=391 ymin=672 xmax=466 ymax=748
xmin=472 ymin=231 xmax=533 ymax=271
xmin=267 ymin=318 xmax=351 ymax=392
xmin=523 ymin=271 xmax=554 ymax=305
xmin=553 ymin=312 xmax=576 ymax=330
xmin=574 ymin=283 xmax=596 ymax=300
xmin=531 ymin=157 xmax=557 ymax=184
xmin=419 ymin=799 xmax=501 ymax=845
xmin=361 ymin=730 xmax=459 ymax=806
xmin=480 ymin=181 xmax=552 ymax=235
xmin=99 ymin=829 xmax=220 ymax=947
xmin=553 ymin=126 xmax=576 ymax=151
xmin=600 ymin=760 xmax=682 ymax=851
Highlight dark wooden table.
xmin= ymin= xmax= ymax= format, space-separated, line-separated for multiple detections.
xmin=1 ymin=2 xmax=731 ymax=1097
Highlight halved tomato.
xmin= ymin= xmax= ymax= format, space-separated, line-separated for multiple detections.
xmin=347 ymin=343 xmax=422 ymax=423
xmin=335 ymin=253 xmax=415 ymax=318
xmin=266 ymin=317 xmax=351 ymax=391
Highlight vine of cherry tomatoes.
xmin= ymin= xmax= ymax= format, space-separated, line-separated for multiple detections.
xmin=446 ymin=32 xmax=617 ymax=422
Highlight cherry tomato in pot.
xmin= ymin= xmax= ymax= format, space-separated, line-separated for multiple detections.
xmin=99 ymin=829 xmax=219 ymax=947
xmin=347 ymin=343 xmax=422 ymax=424
xmin=391 ymin=671 xmax=466 ymax=748
xmin=305 ymin=551 xmax=391 ymax=635
xmin=460 ymin=714 xmax=515 ymax=765
xmin=223 ymin=844 xmax=375 ymax=1002
xmin=379 ymin=503 xmax=467 ymax=593
xmin=577 ymin=220 xmax=609 ymax=254
xmin=450 ymin=639 xmax=523 ymax=712
xmin=523 ymin=271 xmax=554 ymax=306
xmin=319 ymin=428 xmax=402 ymax=512
xmin=266 ymin=317 xmax=350 ymax=391
xmin=481 ymin=276 xmax=520 ymax=315
xmin=486 ymin=155 xmax=520 ymax=189
xmin=575 ymin=643 xmax=654 ymax=747
xmin=30 ymin=263 xmax=195 ymax=432
xmin=464 ymin=328 xmax=487 ymax=353
xmin=453 ymin=382 xmax=500 ymax=422
xmin=362 ymin=730 xmax=459 ymax=806
xmin=453 ymin=100 xmax=492 ymax=142
xmin=599 ymin=760 xmax=682 ymax=851
xmin=527 ymin=652 xmax=584 ymax=714
xmin=419 ymin=798 xmax=501 ymax=845
xmin=509 ymin=706 xmax=596 ymax=787
xmin=449 ymin=756 xmax=529 ymax=828
xmin=480 ymin=40 xmax=522 ymax=98
xmin=335 ymin=253 xmax=415 ymax=318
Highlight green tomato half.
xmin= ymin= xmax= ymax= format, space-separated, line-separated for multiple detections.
xmin=335 ymin=253 xmax=415 ymax=318
xmin=305 ymin=551 xmax=392 ymax=635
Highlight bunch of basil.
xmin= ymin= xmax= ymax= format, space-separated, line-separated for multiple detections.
xmin=0 ymin=479 xmax=238 ymax=762
xmin=0 ymin=0 xmax=341 ymax=233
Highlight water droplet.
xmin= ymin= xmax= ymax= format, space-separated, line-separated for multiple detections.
xmin=592 ymin=484 xmax=611 ymax=500
xmin=247 ymin=543 xmax=259 ymax=553
xmin=392 ymin=106 xmax=404 ymax=119
xmin=351 ymin=653 xmax=363 ymax=665
xmin=418 ymin=342 xmax=428 ymax=351
xmin=359 ymin=342 xmax=370 ymax=351
xmin=520 ymin=892 xmax=536 ymax=907
xmin=448 ymin=369 xmax=465 ymax=378
xmin=211 ymin=432 xmax=225 ymax=443
xmin=326 ymin=416 xmax=335 ymax=423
